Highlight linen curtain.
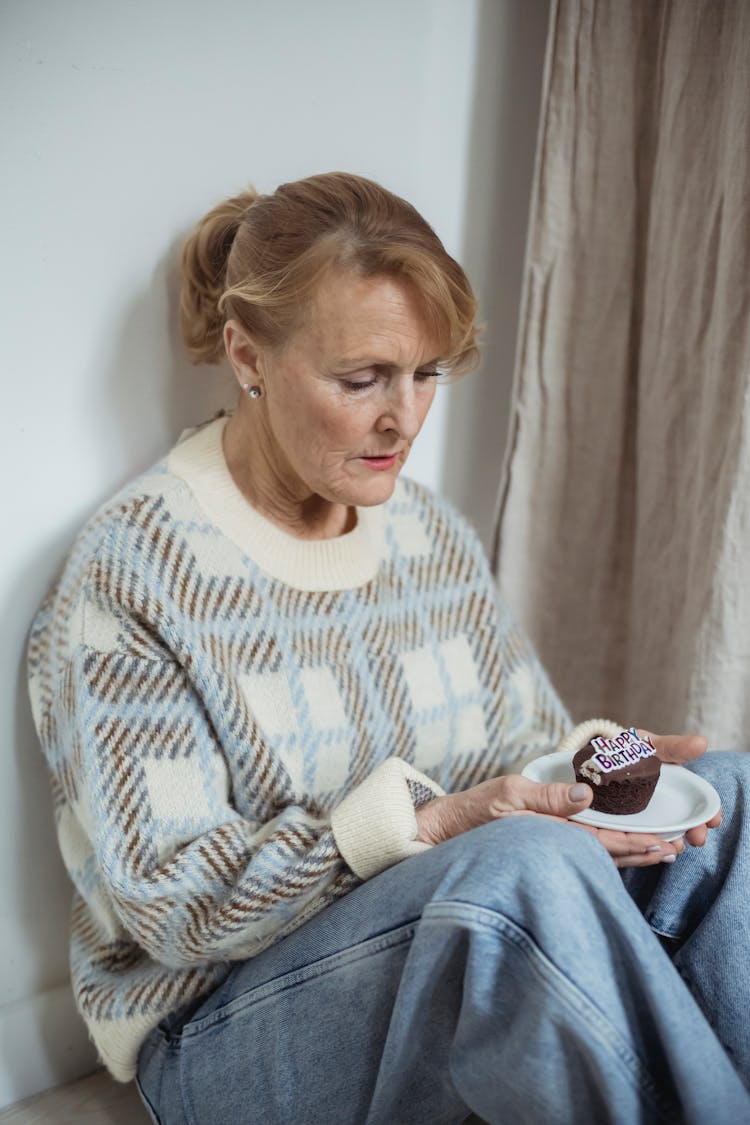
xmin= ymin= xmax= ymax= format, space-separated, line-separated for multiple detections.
xmin=493 ymin=0 xmax=750 ymax=747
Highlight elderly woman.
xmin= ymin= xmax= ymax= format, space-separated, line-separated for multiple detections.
xmin=28 ymin=173 xmax=750 ymax=1124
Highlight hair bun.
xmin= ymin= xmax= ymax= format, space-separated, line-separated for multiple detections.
xmin=180 ymin=187 xmax=259 ymax=364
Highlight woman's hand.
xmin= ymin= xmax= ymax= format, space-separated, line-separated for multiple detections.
xmin=415 ymin=774 xmax=685 ymax=868
xmin=416 ymin=730 xmax=722 ymax=868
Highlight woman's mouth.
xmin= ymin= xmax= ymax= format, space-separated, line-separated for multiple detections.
xmin=360 ymin=453 xmax=398 ymax=470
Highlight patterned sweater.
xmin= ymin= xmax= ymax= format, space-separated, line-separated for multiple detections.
xmin=27 ymin=416 xmax=570 ymax=1081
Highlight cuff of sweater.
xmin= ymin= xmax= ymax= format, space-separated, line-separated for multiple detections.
xmin=556 ymin=718 xmax=623 ymax=755
xmin=331 ymin=758 xmax=445 ymax=880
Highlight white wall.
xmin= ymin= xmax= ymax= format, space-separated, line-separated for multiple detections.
xmin=0 ymin=0 xmax=547 ymax=1105
xmin=442 ymin=0 xmax=550 ymax=548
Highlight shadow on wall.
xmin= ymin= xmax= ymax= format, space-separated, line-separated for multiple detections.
xmin=441 ymin=0 xmax=550 ymax=552
xmin=97 ymin=234 xmax=236 ymax=481
xmin=6 ymin=533 xmax=101 ymax=1094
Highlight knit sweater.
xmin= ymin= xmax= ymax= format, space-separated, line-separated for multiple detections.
xmin=28 ymin=415 xmax=570 ymax=1082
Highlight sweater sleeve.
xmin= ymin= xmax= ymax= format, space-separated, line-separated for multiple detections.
xmin=31 ymin=582 xmax=443 ymax=969
xmin=330 ymin=758 xmax=444 ymax=880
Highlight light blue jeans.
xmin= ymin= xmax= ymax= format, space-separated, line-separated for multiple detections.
xmin=136 ymin=753 xmax=750 ymax=1124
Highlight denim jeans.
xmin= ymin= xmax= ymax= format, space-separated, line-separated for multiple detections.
xmin=136 ymin=752 xmax=750 ymax=1124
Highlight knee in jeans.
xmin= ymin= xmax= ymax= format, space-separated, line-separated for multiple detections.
xmin=688 ymin=750 xmax=750 ymax=807
xmin=438 ymin=816 xmax=613 ymax=906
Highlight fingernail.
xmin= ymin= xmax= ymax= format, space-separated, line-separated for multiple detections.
xmin=661 ymin=855 xmax=677 ymax=864
xmin=646 ymin=845 xmax=663 ymax=853
xmin=568 ymin=784 xmax=590 ymax=802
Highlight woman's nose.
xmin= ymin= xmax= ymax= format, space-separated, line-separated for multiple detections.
xmin=376 ymin=382 xmax=423 ymax=441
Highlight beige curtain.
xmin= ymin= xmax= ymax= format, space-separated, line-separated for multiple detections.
xmin=493 ymin=0 xmax=750 ymax=747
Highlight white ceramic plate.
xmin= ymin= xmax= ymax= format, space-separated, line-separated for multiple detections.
xmin=521 ymin=750 xmax=721 ymax=840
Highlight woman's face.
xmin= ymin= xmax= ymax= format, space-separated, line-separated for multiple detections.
xmin=231 ymin=270 xmax=440 ymax=512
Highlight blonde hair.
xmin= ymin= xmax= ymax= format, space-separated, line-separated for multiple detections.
xmin=180 ymin=172 xmax=480 ymax=376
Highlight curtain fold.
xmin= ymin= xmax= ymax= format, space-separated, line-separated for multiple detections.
xmin=493 ymin=0 xmax=750 ymax=746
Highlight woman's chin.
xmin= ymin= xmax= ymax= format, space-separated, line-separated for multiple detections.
xmin=346 ymin=473 xmax=400 ymax=507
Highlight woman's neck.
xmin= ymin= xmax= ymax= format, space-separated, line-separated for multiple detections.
xmin=222 ymin=406 xmax=356 ymax=541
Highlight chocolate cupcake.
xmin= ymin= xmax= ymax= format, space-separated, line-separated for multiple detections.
xmin=573 ymin=728 xmax=661 ymax=815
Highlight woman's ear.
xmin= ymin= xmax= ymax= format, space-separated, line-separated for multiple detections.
xmin=223 ymin=320 xmax=264 ymax=390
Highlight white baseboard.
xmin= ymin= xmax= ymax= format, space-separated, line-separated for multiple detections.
xmin=0 ymin=983 xmax=98 ymax=1110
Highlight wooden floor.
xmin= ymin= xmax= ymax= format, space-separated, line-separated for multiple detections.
xmin=0 ymin=1070 xmax=150 ymax=1124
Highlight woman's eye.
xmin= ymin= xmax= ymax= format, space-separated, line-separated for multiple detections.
xmin=341 ymin=369 xmax=440 ymax=392
xmin=342 ymin=379 xmax=376 ymax=392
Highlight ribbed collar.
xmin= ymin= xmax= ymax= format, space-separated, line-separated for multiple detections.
xmin=167 ymin=416 xmax=389 ymax=592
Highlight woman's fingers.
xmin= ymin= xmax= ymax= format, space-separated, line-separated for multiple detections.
xmin=417 ymin=776 xmax=596 ymax=844
xmin=685 ymin=824 xmax=708 ymax=847
xmin=418 ymin=769 xmax=719 ymax=859
xmin=612 ymin=852 xmax=676 ymax=869
xmin=504 ymin=778 xmax=688 ymax=867
xmin=573 ymin=822 xmax=685 ymax=866
xmin=496 ymin=775 xmax=593 ymax=818
xmin=639 ymin=731 xmax=708 ymax=763
xmin=685 ymin=808 xmax=722 ymax=846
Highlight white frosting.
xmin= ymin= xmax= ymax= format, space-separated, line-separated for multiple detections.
xmin=578 ymin=759 xmax=602 ymax=784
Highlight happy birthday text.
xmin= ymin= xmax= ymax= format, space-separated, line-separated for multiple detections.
xmin=588 ymin=727 xmax=657 ymax=773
